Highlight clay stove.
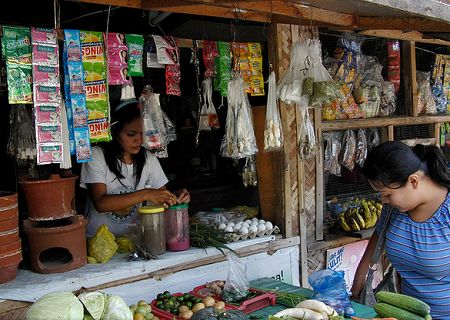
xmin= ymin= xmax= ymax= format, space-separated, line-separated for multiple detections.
xmin=22 ymin=174 xmax=87 ymax=274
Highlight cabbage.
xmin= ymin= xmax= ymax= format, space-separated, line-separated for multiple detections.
xmin=78 ymin=291 xmax=107 ymax=320
xmin=102 ymin=294 xmax=133 ymax=320
xmin=26 ymin=291 xmax=84 ymax=320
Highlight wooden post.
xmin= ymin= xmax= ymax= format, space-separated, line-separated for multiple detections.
xmin=314 ymin=107 xmax=324 ymax=241
xmin=388 ymin=125 xmax=395 ymax=141
xmin=434 ymin=123 xmax=442 ymax=146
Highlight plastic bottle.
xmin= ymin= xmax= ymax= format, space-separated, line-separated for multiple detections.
xmin=165 ymin=203 xmax=190 ymax=251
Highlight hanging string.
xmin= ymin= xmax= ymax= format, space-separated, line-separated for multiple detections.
xmin=53 ymin=0 xmax=60 ymax=30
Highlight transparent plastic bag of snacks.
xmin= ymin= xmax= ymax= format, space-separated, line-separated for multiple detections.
xmin=140 ymin=90 xmax=166 ymax=152
xmin=379 ymin=81 xmax=396 ymax=117
xmin=264 ymin=71 xmax=283 ymax=152
xmin=203 ymin=77 xmax=220 ymax=129
xmin=339 ymin=129 xmax=357 ymax=171
xmin=417 ymin=71 xmax=437 ymax=114
xmin=324 ymin=131 xmax=342 ymax=177
xmin=355 ymin=128 xmax=368 ymax=167
xmin=367 ymin=128 xmax=380 ymax=151
xmin=308 ymin=39 xmax=332 ymax=82
xmin=338 ymin=83 xmax=364 ymax=119
xmin=297 ymin=101 xmax=316 ymax=160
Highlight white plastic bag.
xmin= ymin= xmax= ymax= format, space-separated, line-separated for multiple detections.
xmin=264 ymin=71 xmax=283 ymax=151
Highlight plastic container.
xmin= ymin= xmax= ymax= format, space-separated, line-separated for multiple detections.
xmin=139 ymin=205 xmax=166 ymax=255
xmin=190 ymin=284 xmax=276 ymax=314
xmin=165 ymin=203 xmax=190 ymax=251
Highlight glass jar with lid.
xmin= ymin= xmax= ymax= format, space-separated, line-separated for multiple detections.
xmin=138 ymin=205 xmax=166 ymax=255
xmin=165 ymin=203 xmax=190 ymax=251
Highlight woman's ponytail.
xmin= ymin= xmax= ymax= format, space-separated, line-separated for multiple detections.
xmin=412 ymin=144 xmax=450 ymax=189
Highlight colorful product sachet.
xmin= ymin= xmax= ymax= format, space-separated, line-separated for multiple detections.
xmin=80 ymin=30 xmax=111 ymax=144
xmin=31 ymin=27 xmax=63 ymax=165
xmin=106 ymin=32 xmax=129 ymax=85
xmin=63 ymin=29 xmax=91 ymax=162
xmin=2 ymin=26 xmax=32 ymax=104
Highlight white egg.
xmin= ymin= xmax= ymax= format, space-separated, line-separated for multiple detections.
xmin=257 ymin=224 xmax=267 ymax=232
xmin=250 ymin=221 xmax=258 ymax=227
xmin=225 ymin=226 xmax=234 ymax=232
xmin=218 ymin=223 xmax=227 ymax=230
xmin=233 ymin=224 xmax=242 ymax=232
xmin=235 ymin=222 xmax=243 ymax=228
xmin=239 ymin=226 xmax=249 ymax=234
xmin=258 ymin=219 xmax=265 ymax=224
xmin=244 ymin=219 xmax=252 ymax=225
xmin=249 ymin=225 xmax=258 ymax=233
xmin=241 ymin=222 xmax=250 ymax=229
xmin=227 ymin=222 xmax=235 ymax=227
xmin=265 ymin=221 xmax=273 ymax=230
xmin=251 ymin=217 xmax=259 ymax=222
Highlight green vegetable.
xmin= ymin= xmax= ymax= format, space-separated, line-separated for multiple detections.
xmin=102 ymin=294 xmax=133 ymax=320
xmin=78 ymin=291 xmax=107 ymax=320
xmin=374 ymin=303 xmax=427 ymax=320
xmin=375 ymin=291 xmax=430 ymax=317
xmin=26 ymin=291 xmax=84 ymax=320
xmin=189 ymin=220 xmax=237 ymax=254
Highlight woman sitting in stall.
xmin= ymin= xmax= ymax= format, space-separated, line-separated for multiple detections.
xmin=80 ymin=99 xmax=190 ymax=237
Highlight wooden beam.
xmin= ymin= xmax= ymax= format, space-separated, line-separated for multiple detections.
xmin=321 ymin=115 xmax=450 ymax=131
xmin=357 ymin=17 xmax=450 ymax=32
xmin=360 ymin=30 xmax=450 ymax=46
xmin=141 ymin=3 xmax=270 ymax=23
xmin=70 ymin=0 xmax=141 ymax=9
xmin=357 ymin=0 xmax=450 ymax=25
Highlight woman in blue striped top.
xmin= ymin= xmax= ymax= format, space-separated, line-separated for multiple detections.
xmin=351 ymin=141 xmax=450 ymax=319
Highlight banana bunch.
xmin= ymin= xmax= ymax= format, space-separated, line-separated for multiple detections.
xmin=339 ymin=199 xmax=382 ymax=232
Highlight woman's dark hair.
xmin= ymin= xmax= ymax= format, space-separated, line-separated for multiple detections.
xmin=363 ymin=140 xmax=450 ymax=189
xmin=99 ymin=100 xmax=145 ymax=187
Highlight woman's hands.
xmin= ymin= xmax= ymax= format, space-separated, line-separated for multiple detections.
xmin=174 ymin=188 xmax=190 ymax=203
xmin=143 ymin=188 xmax=190 ymax=208
xmin=144 ymin=188 xmax=178 ymax=208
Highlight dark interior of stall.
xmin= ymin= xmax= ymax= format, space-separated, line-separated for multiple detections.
xmin=0 ymin=1 xmax=271 ymax=269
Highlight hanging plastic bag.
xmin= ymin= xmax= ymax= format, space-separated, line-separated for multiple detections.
xmin=222 ymin=253 xmax=250 ymax=303
xmin=204 ymin=77 xmax=220 ymax=129
xmin=367 ymin=128 xmax=380 ymax=151
xmin=87 ymin=224 xmax=118 ymax=263
xmin=199 ymin=101 xmax=211 ymax=131
xmin=298 ymin=101 xmax=316 ymax=160
xmin=417 ymin=71 xmax=437 ymax=114
xmin=324 ymin=132 xmax=342 ymax=177
xmin=140 ymin=89 xmax=166 ymax=152
xmin=339 ymin=129 xmax=357 ymax=171
xmin=221 ymin=75 xmax=258 ymax=158
xmin=379 ymin=81 xmax=396 ymax=117
xmin=355 ymin=128 xmax=368 ymax=167
xmin=264 ymin=71 xmax=283 ymax=152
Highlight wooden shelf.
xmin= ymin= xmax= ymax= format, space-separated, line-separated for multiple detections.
xmin=321 ymin=115 xmax=450 ymax=131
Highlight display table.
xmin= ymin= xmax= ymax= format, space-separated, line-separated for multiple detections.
xmin=0 ymin=236 xmax=300 ymax=319
xmin=249 ymin=277 xmax=377 ymax=319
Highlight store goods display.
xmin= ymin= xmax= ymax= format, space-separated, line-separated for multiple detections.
xmin=338 ymin=198 xmax=382 ymax=232
xmin=129 ymin=300 xmax=156 ymax=320
xmin=216 ymin=217 xmax=280 ymax=242
xmin=165 ymin=203 xmax=190 ymax=251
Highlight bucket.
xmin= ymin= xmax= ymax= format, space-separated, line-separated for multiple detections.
xmin=21 ymin=174 xmax=78 ymax=221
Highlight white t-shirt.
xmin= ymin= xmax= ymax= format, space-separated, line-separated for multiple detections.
xmin=80 ymin=146 xmax=168 ymax=237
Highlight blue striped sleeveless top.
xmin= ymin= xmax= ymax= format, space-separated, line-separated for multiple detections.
xmin=376 ymin=193 xmax=450 ymax=319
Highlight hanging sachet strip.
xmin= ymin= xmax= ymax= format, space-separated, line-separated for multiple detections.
xmin=64 ymin=29 xmax=92 ymax=162
xmin=106 ymin=32 xmax=129 ymax=85
xmin=2 ymin=26 xmax=32 ymax=104
xmin=31 ymin=27 xmax=64 ymax=165
xmin=80 ymin=30 xmax=111 ymax=143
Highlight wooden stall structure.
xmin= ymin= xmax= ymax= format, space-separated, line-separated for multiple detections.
xmin=0 ymin=2 xmax=450 ymax=317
